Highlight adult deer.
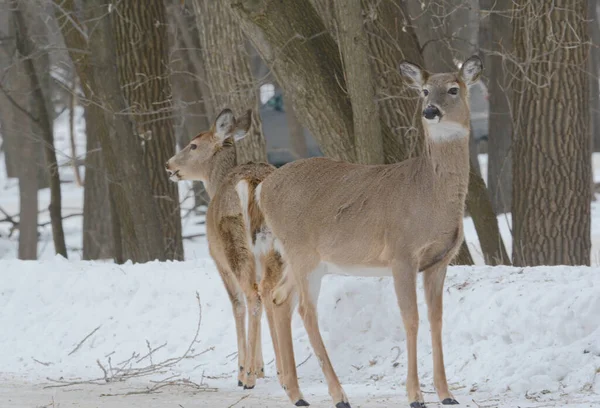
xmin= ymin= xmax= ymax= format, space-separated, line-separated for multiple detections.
xmin=248 ymin=56 xmax=483 ymax=407
xmin=165 ymin=109 xmax=302 ymax=396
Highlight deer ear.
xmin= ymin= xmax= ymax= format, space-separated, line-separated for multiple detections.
xmin=232 ymin=109 xmax=252 ymax=142
xmin=399 ymin=61 xmax=426 ymax=89
xmin=459 ymin=55 xmax=483 ymax=85
xmin=214 ymin=108 xmax=236 ymax=141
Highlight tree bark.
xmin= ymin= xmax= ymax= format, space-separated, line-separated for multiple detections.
xmin=112 ymin=0 xmax=183 ymax=260
xmin=284 ymin=93 xmax=308 ymax=159
xmin=56 ymin=0 xmax=115 ymax=261
xmin=58 ymin=0 xmax=167 ymax=262
xmin=195 ymin=0 xmax=267 ymax=164
xmin=512 ymin=0 xmax=591 ymax=266
xmin=17 ymin=122 xmax=38 ymax=260
xmin=485 ymin=0 xmax=513 ymax=214
xmin=231 ymin=0 xmax=410 ymax=163
xmin=361 ymin=0 xmax=425 ymax=161
xmin=591 ymin=0 xmax=600 ymax=152
xmin=334 ymin=0 xmax=384 ymax=164
xmin=14 ymin=3 xmax=67 ymax=258
xmin=82 ymin=102 xmax=114 ymax=260
xmin=466 ymin=159 xmax=510 ymax=265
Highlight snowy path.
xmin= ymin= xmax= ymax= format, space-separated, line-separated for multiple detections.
xmin=1 ymin=377 xmax=599 ymax=408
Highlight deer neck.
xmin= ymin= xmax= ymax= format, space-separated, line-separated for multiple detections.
xmin=423 ymin=121 xmax=470 ymax=202
xmin=202 ymin=143 xmax=237 ymax=198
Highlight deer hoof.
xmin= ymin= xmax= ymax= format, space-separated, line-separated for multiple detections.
xmin=243 ymin=385 xmax=255 ymax=390
xmin=410 ymin=402 xmax=427 ymax=408
xmin=237 ymin=380 xmax=243 ymax=387
xmin=335 ymin=402 xmax=351 ymax=408
xmin=295 ymin=399 xmax=310 ymax=406
xmin=442 ymin=398 xmax=459 ymax=405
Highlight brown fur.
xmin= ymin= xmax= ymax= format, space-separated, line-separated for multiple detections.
xmin=258 ymin=57 xmax=483 ymax=406
xmin=165 ymin=109 xmax=299 ymax=391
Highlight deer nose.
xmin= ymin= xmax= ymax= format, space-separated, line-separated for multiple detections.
xmin=423 ymin=105 xmax=441 ymax=120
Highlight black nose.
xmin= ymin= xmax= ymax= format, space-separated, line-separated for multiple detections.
xmin=423 ymin=105 xmax=441 ymax=120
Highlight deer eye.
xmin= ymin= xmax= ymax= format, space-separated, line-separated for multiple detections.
xmin=190 ymin=144 xmax=197 ymax=150
xmin=423 ymin=89 xmax=429 ymax=96
xmin=448 ymin=87 xmax=459 ymax=95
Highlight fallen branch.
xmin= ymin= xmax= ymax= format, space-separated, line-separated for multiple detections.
xmin=68 ymin=325 xmax=101 ymax=356
xmin=227 ymin=394 xmax=250 ymax=408
xmin=45 ymin=292 xmax=216 ymax=393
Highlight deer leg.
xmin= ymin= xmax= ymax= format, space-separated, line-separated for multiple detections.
xmin=392 ymin=262 xmax=424 ymax=408
xmin=259 ymin=254 xmax=283 ymax=385
xmin=241 ymin=279 xmax=262 ymax=390
xmin=218 ymin=269 xmax=247 ymax=387
xmin=297 ymin=269 xmax=349 ymax=408
xmin=424 ymin=265 xmax=458 ymax=405
xmin=256 ymin=319 xmax=265 ymax=379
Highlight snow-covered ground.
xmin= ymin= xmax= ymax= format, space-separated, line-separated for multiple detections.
xmin=0 ymin=260 xmax=598 ymax=407
xmin=0 ymin=112 xmax=599 ymax=406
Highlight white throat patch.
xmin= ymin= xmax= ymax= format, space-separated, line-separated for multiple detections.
xmin=426 ymin=121 xmax=469 ymax=143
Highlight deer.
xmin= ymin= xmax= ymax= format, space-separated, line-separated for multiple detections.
xmin=242 ymin=56 xmax=483 ymax=408
xmin=165 ymin=109 xmax=304 ymax=400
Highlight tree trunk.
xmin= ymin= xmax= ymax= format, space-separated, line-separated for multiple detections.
xmin=485 ymin=0 xmax=513 ymax=214
xmin=591 ymin=0 xmax=600 ymax=152
xmin=58 ymin=0 xmax=167 ymax=262
xmin=285 ymin=93 xmax=308 ymax=159
xmin=231 ymin=0 xmax=410 ymax=163
xmin=82 ymin=102 xmax=114 ymax=260
xmin=112 ymin=0 xmax=183 ymax=260
xmin=167 ymin=2 xmax=212 ymax=210
xmin=466 ymin=159 xmax=510 ymax=265
xmin=512 ymin=0 xmax=591 ymax=266
xmin=56 ymin=0 xmax=116 ymax=261
xmin=334 ymin=0 xmax=384 ymax=164
xmin=18 ymin=123 xmax=38 ymax=261
xmin=452 ymin=240 xmax=474 ymax=266
xmin=14 ymin=3 xmax=67 ymax=258
xmin=195 ymin=0 xmax=267 ymax=164
xmin=361 ymin=0 xmax=425 ymax=161
xmin=69 ymin=77 xmax=83 ymax=187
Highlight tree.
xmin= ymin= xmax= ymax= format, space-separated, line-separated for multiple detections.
xmin=57 ymin=0 xmax=167 ymax=262
xmin=14 ymin=2 xmax=67 ymax=258
xmin=334 ymin=0 xmax=384 ymax=164
xmin=195 ymin=0 xmax=267 ymax=164
xmin=112 ymin=0 xmax=184 ymax=260
xmin=484 ymin=0 xmax=513 ymax=214
xmin=512 ymin=0 xmax=591 ymax=266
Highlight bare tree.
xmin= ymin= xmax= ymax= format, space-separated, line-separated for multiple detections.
xmin=112 ymin=0 xmax=183 ymax=260
xmin=14 ymin=2 xmax=67 ymax=257
xmin=194 ymin=0 xmax=267 ymax=164
xmin=512 ymin=0 xmax=591 ymax=266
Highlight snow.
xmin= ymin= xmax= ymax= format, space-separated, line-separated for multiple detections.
xmin=0 ymin=116 xmax=599 ymax=406
xmin=0 ymin=260 xmax=598 ymax=407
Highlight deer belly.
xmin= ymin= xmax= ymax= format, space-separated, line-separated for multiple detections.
xmin=322 ymin=262 xmax=392 ymax=277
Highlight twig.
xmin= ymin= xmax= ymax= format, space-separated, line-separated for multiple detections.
xmin=227 ymin=394 xmax=250 ymax=408
xmin=296 ymin=353 xmax=312 ymax=368
xmin=32 ymin=358 xmax=53 ymax=366
xmin=183 ymin=233 xmax=206 ymax=240
xmin=68 ymin=326 xmax=101 ymax=356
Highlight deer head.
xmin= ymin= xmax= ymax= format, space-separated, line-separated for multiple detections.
xmin=165 ymin=108 xmax=252 ymax=182
xmin=399 ymin=56 xmax=483 ymax=142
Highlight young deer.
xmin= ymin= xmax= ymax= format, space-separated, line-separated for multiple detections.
xmin=165 ymin=109 xmax=303 ymax=396
xmin=247 ymin=56 xmax=483 ymax=408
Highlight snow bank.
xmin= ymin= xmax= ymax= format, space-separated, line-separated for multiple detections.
xmin=0 ymin=259 xmax=598 ymax=402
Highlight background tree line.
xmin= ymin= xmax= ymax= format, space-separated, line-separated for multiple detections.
xmin=0 ymin=0 xmax=594 ymax=267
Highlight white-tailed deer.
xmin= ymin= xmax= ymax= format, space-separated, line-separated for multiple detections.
xmin=165 ymin=109 xmax=304 ymax=399
xmin=248 ymin=56 xmax=482 ymax=408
